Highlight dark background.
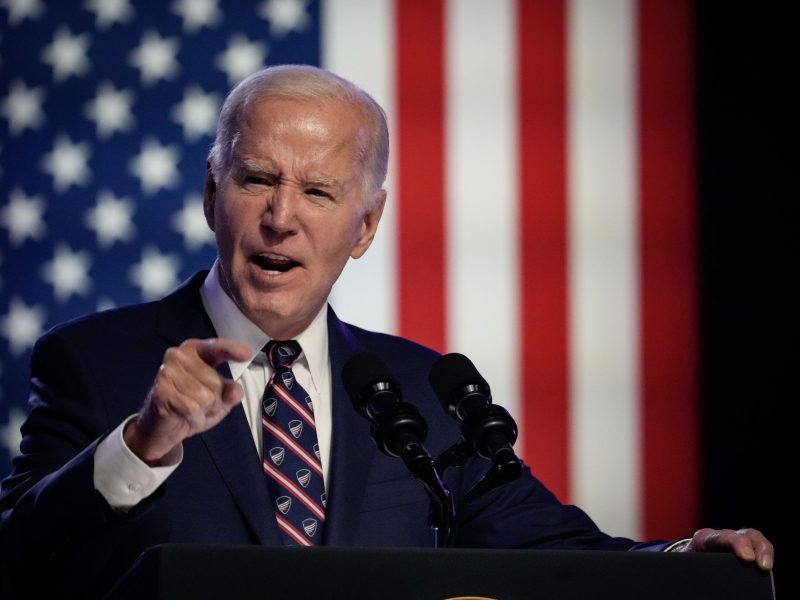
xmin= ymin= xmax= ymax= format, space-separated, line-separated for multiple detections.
xmin=697 ymin=2 xmax=795 ymax=596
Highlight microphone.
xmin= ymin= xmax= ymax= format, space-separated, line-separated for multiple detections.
xmin=428 ymin=353 xmax=521 ymax=469
xmin=342 ymin=351 xmax=454 ymax=546
xmin=342 ymin=351 xmax=428 ymax=459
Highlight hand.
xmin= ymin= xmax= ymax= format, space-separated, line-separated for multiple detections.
xmin=685 ymin=528 xmax=774 ymax=571
xmin=124 ymin=338 xmax=251 ymax=464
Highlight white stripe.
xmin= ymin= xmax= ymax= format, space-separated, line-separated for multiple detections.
xmin=568 ymin=0 xmax=640 ymax=538
xmin=272 ymin=383 xmax=316 ymax=428
xmin=275 ymin=513 xmax=313 ymax=546
xmin=445 ymin=0 xmax=521 ymax=445
xmin=263 ymin=461 xmax=326 ymax=521
xmin=262 ymin=417 xmax=323 ymax=476
xmin=323 ymin=0 xmax=397 ymax=335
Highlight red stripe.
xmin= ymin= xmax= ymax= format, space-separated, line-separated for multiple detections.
xmin=395 ymin=0 xmax=447 ymax=352
xmin=637 ymin=0 xmax=698 ymax=539
xmin=516 ymin=0 xmax=570 ymax=502
xmin=275 ymin=513 xmax=313 ymax=546
xmin=262 ymin=417 xmax=323 ymax=476
xmin=263 ymin=461 xmax=326 ymax=521
xmin=271 ymin=382 xmax=316 ymax=429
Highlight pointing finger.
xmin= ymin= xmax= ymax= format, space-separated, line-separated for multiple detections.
xmin=194 ymin=338 xmax=253 ymax=367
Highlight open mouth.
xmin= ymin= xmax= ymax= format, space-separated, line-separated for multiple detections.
xmin=252 ymin=253 xmax=300 ymax=273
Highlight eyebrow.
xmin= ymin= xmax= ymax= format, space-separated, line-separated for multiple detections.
xmin=235 ymin=158 xmax=342 ymax=190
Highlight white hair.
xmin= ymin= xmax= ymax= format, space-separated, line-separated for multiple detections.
xmin=208 ymin=64 xmax=389 ymax=207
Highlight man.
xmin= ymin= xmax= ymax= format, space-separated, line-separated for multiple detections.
xmin=0 ymin=65 xmax=773 ymax=598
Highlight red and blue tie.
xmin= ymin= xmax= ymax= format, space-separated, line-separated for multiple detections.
xmin=262 ymin=340 xmax=326 ymax=546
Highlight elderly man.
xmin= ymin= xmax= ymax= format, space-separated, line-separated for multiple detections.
xmin=0 ymin=65 xmax=773 ymax=598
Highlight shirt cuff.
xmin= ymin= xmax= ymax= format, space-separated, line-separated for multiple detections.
xmin=93 ymin=414 xmax=183 ymax=511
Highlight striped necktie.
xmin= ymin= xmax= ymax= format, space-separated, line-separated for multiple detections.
xmin=261 ymin=340 xmax=326 ymax=546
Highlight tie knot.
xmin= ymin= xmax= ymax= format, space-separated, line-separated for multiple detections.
xmin=265 ymin=339 xmax=302 ymax=369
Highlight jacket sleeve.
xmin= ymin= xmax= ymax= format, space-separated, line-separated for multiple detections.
xmin=0 ymin=328 xmax=132 ymax=598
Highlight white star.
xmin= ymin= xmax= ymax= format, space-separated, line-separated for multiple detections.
xmin=0 ymin=297 xmax=46 ymax=357
xmin=0 ymin=406 xmax=26 ymax=458
xmin=84 ymin=189 xmax=135 ymax=247
xmin=129 ymin=31 xmax=180 ymax=86
xmin=171 ymin=86 xmax=220 ymax=141
xmin=41 ymin=243 xmax=93 ymax=302
xmin=172 ymin=194 xmax=214 ymax=250
xmin=0 ymin=188 xmax=46 ymax=246
xmin=41 ymin=135 xmax=92 ymax=192
xmin=129 ymin=246 xmax=180 ymax=300
xmin=128 ymin=138 xmax=180 ymax=195
xmin=258 ymin=0 xmax=309 ymax=37
xmin=84 ymin=82 xmax=135 ymax=138
xmin=1 ymin=0 xmax=44 ymax=26
xmin=85 ymin=0 xmax=134 ymax=29
xmin=171 ymin=0 xmax=221 ymax=33
xmin=215 ymin=35 xmax=267 ymax=86
xmin=1 ymin=80 xmax=46 ymax=135
xmin=41 ymin=27 xmax=91 ymax=82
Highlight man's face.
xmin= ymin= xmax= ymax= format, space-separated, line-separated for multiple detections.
xmin=204 ymin=96 xmax=385 ymax=339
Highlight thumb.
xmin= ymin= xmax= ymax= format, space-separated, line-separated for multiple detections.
xmin=221 ymin=380 xmax=245 ymax=408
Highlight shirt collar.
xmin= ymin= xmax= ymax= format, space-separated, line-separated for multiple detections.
xmin=200 ymin=261 xmax=329 ymax=386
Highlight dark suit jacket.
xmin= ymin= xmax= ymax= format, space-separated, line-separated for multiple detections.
xmin=0 ymin=272 xmax=664 ymax=598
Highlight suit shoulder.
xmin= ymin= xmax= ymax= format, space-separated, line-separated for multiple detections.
xmin=340 ymin=321 xmax=441 ymax=365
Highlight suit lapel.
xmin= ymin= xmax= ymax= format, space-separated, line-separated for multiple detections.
xmin=322 ymin=307 xmax=377 ymax=546
xmin=155 ymin=272 xmax=281 ymax=546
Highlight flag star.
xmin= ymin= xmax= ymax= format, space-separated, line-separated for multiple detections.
xmin=171 ymin=86 xmax=220 ymax=141
xmin=1 ymin=0 xmax=45 ymax=26
xmin=85 ymin=0 xmax=134 ymax=29
xmin=0 ymin=406 xmax=26 ymax=458
xmin=171 ymin=0 xmax=221 ymax=33
xmin=258 ymin=0 xmax=310 ymax=37
xmin=0 ymin=297 xmax=46 ymax=357
xmin=41 ymin=135 xmax=92 ymax=192
xmin=84 ymin=82 xmax=135 ymax=138
xmin=129 ymin=246 xmax=181 ymax=300
xmin=129 ymin=31 xmax=180 ymax=86
xmin=128 ymin=138 xmax=180 ymax=195
xmin=0 ymin=188 xmax=47 ymax=246
xmin=215 ymin=35 xmax=267 ymax=86
xmin=41 ymin=243 xmax=93 ymax=302
xmin=84 ymin=189 xmax=135 ymax=247
xmin=41 ymin=27 xmax=91 ymax=82
xmin=172 ymin=194 xmax=214 ymax=250
xmin=1 ymin=80 xmax=46 ymax=136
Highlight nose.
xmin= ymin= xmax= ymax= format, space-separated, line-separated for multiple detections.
xmin=262 ymin=182 xmax=298 ymax=234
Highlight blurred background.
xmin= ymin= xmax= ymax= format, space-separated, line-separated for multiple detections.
xmin=0 ymin=0 xmax=793 ymax=593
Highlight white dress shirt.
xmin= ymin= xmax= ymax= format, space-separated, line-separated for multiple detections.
xmin=93 ymin=261 xmax=332 ymax=509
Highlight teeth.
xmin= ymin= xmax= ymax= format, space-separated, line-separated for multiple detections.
xmin=259 ymin=253 xmax=291 ymax=262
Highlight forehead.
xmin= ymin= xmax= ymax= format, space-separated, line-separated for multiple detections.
xmin=237 ymin=96 xmax=368 ymax=152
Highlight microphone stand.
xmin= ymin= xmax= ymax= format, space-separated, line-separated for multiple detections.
xmin=400 ymin=443 xmax=454 ymax=548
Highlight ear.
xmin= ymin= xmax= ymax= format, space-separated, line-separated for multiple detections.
xmin=351 ymin=189 xmax=387 ymax=259
xmin=203 ymin=162 xmax=217 ymax=232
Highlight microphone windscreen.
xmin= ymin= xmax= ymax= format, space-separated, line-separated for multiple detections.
xmin=428 ymin=353 xmax=489 ymax=407
xmin=342 ymin=351 xmax=396 ymax=402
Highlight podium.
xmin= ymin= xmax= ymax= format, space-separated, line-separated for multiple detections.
xmin=106 ymin=544 xmax=774 ymax=600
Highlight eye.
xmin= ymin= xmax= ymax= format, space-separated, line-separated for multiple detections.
xmin=305 ymin=188 xmax=330 ymax=198
xmin=244 ymin=175 xmax=271 ymax=186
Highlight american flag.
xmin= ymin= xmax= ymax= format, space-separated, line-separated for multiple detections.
xmin=1 ymin=0 xmax=698 ymax=542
